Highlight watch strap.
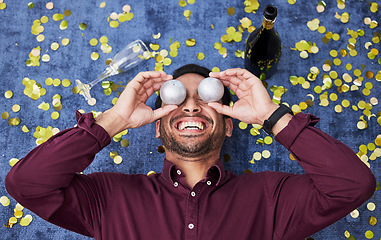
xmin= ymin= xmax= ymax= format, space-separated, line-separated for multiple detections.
xmin=263 ymin=104 xmax=293 ymax=135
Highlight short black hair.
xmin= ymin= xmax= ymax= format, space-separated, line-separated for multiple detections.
xmin=155 ymin=64 xmax=232 ymax=109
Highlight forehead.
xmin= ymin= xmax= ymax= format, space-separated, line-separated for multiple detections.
xmin=176 ymin=73 xmax=204 ymax=91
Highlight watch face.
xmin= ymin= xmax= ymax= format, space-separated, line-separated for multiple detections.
xmin=263 ymin=120 xmax=272 ymax=134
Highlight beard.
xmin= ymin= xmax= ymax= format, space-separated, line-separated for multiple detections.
xmin=159 ymin=114 xmax=227 ymax=159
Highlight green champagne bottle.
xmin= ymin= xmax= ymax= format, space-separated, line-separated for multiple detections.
xmin=244 ymin=5 xmax=282 ymax=81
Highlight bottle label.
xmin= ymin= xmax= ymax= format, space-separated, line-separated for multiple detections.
xmin=262 ymin=16 xmax=275 ymax=30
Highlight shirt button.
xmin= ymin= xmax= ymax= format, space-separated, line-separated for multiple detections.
xmin=177 ymin=170 xmax=182 ymax=175
xmin=191 ymin=191 xmax=196 ymax=197
xmin=207 ymin=181 xmax=212 ymax=186
xmin=174 ymin=182 xmax=179 ymax=187
xmin=188 ymin=223 xmax=194 ymax=229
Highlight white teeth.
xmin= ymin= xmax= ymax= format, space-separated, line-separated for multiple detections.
xmin=179 ymin=121 xmax=204 ymax=130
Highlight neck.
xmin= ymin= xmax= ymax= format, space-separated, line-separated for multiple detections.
xmin=165 ymin=150 xmax=220 ymax=188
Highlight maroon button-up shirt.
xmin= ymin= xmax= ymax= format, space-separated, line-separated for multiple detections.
xmin=5 ymin=111 xmax=376 ymax=240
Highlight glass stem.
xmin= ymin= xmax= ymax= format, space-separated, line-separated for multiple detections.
xmin=88 ymin=67 xmax=114 ymax=88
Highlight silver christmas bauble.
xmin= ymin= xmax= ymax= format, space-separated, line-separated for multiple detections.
xmin=198 ymin=77 xmax=224 ymax=102
xmin=160 ymin=80 xmax=186 ymax=105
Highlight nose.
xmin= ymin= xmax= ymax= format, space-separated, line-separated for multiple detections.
xmin=182 ymin=97 xmax=201 ymax=113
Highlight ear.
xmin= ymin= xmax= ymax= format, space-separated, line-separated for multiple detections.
xmin=225 ymin=118 xmax=233 ymax=137
xmin=155 ymin=120 xmax=161 ymax=138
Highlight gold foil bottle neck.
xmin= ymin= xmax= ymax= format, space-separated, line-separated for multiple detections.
xmin=262 ymin=16 xmax=275 ymax=30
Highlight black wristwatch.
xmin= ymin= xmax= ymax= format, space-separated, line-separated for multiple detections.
xmin=262 ymin=104 xmax=293 ymax=135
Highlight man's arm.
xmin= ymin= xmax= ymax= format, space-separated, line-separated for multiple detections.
xmin=5 ymin=71 xmax=177 ymax=236
xmin=5 ymin=112 xmax=112 ymax=236
xmin=209 ymin=68 xmax=376 ymax=239
xmin=269 ymin=113 xmax=376 ymax=239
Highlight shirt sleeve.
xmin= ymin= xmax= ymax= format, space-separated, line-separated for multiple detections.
xmin=268 ymin=113 xmax=376 ymax=240
xmin=5 ymin=111 xmax=113 ymax=237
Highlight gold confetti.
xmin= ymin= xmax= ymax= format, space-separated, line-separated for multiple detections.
xmin=9 ymin=158 xmax=19 ymax=166
xmin=22 ymin=125 xmax=29 ymax=133
xmin=62 ymin=79 xmax=71 ymax=87
xmin=307 ymin=18 xmax=320 ymax=31
xmin=350 ymin=209 xmax=359 ymax=218
xmin=0 ymin=2 xmax=7 ymax=10
xmin=300 ymin=51 xmax=308 ymax=59
xmin=185 ymin=39 xmax=196 ymax=47
xmin=36 ymin=34 xmax=45 ymax=42
xmin=53 ymin=78 xmax=61 ymax=87
xmin=121 ymin=139 xmax=129 ymax=147
xmin=163 ymin=58 xmax=172 ymax=66
xmin=61 ymin=38 xmax=70 ymax=46
xmin=8 ymin=118 xmax=21 ymax=126
xmin=12 ymin=104 xmax=21 ymax=112
xmin=46 ymin=2 xmax=53 ymax=10
xmin=152 ymin=33 xmax=161 ymax=39
xmin=52 ymin=13 xmax=64 ymax=21
xmin=109 ymin=20 xmax=119 ymax=28
xmin=0 ymin=196 xmax=10 ymax=206
xmin=244 ymin=0 xmax=259 ymax=13
xmin=370 ymin=97 xmax=378 ymax=105
xmin=366 ymin=202 xmax=376 ymax=211
xmin=91 ymin=52 xmax=100 ymax=60
xmin=262 ymin=150 xmax=271 ymax=159
xmin=365 ymin=230 xmax=374 ymax=239
xmin=184 ymin=10 xmax=191 ymax=20
xmin=90 ymin=38 xmax=99 ymax=46
xmin=60 ymin=20 xmax=68 ymax=30
xmin=316 ymin=1 xmax=325 ymax=12
xmin=264 ymin=136 xmax=273 ymax=145
xmin=370 ymin=2 xmax=379 ymax=13
xmin=1 ymin=112 xmax=9 ymax=119
xmin=51 ymin=111 xmax=59 ymax=120
xmin=337 ymin=0 xmax=345 ymax=9
xmin=253 ymin=152 xmax=262 ymax=161
xmin=14 ymin=210 xmax=23 ymax=218
xmin=51 ymin=42 xmax=59 ymax=51
xmin=5 ymin=90 xmax=13 ymax=99
xmin=335 ymin=105 xmax=343 ymax=113
xmin=179 ymin=0 xmax=187 ymax=7
xmin=19 ymin=216 xmax=32 ymax=226
xmin=157 ymin=145 xmax=165 ymax=153
xmin=227 ymin=7 xmax=235 ymax=15
xmin=114 ymin=155 xmax=123 ymax=164
xmin=79 ymin=23 xmax=87 ymax=30
xmin=239 ymin=122 xmax=248 ymax=130
xmin=332 ymin=33 xmax=340 ymax=41
xmin=123 ymin=5 xmax=131 ymax=12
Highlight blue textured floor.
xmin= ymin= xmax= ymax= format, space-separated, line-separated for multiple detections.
xmin=0 ymin=0 xmax=380 ymax=239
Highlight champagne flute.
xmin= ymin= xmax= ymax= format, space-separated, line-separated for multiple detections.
xmin=76 ymin=39 xmax=150 ymax=105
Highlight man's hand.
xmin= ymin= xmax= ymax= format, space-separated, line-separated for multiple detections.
xmin=96 ymin=71 xmax=178 ymax=137
xmin=208 ymin=68 xmax=281 ymax=126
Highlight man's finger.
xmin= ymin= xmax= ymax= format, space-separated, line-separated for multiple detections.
xmin=133 ymin=74 xmax=172 ymax=99
xmin=208 ymin=102 xmax=234 ymax=118
xmin=136 ymin=71 xmax=166 ymax=81
xmin=153 ymin=105 xmax=178 ymax=121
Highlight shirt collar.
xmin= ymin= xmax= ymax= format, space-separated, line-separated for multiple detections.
xmin=161 ymin=158 xmax=226 ymax=186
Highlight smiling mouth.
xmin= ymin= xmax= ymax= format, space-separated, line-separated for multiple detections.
xmin=171 ymin=115 xmax=211 ymax=133
xmin=177 ymin=121 xmax=206 ymax=131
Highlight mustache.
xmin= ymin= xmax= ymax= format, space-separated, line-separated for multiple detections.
xmin=169 ymin=113 xmax=213 ymax=126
